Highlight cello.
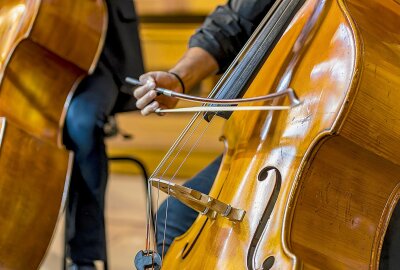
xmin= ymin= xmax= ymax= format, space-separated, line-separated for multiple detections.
xmin=146 ymin=0 xmax=400 ymax=268
xmin=0 ymin=0 xmax=106 ymax=269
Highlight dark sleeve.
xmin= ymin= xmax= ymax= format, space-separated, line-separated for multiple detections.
xmin=189 ymin=0 xmax=275 ymax=73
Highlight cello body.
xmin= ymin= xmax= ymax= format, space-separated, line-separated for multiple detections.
xmin=0 ymin=0 xmax=106 ymax=269
xmin=162 ymin=0 xmax=400 ymax=269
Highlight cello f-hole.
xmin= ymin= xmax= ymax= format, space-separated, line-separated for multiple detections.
xmin=248 ymin=167 xmax=282 ymax=270
xmin=262 ymin=256 xmax=275 ymax=270
xmin=258 ymin=166 xmax=279 ymax=181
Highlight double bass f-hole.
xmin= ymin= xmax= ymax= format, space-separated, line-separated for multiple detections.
xmin=168 ymin=166 xmax=282 ymax=264
xmin=248 ymin=166 xmax=282 ymax=270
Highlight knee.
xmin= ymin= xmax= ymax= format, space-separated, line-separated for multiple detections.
xmin=156 ymin=197 xmax=199 ymax=238
xmin=66 ymin=99 xmax=103 ymax=137
xmin=65 ymin=98 xmax=105 ymax=150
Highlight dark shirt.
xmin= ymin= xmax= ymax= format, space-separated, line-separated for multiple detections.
xmin=101 ymin=0 xmax=144 ymax=84
xmin=189 ymin=0 xmax=275 ymax=73
xmin=101 ymin=0 xmax=145 ymax=112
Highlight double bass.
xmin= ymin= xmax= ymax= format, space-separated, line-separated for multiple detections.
xmin=0 ymin=0 xmax=106 ymax=269
xmin=147 ymin=0 xmax=400 ymax=269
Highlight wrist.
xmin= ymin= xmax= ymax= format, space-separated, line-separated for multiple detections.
xmin=168 ymin=71 xmax=186 ymax=94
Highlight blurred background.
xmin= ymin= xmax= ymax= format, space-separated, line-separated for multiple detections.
xmin=41 ymin=0 xmax=226 ymax=269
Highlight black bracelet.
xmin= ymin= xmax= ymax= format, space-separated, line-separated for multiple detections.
xmin=168 ymin=71 xmax=185 ymax=94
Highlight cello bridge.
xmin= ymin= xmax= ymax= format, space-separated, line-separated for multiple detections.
xmin=150 ymin=178 xmax=246 ymax=222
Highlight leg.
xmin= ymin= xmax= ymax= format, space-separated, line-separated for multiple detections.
xmin=156 ymin=155 xmax=223 ymax=256
xmin=64 ymin=62 xmax=119 ymax=263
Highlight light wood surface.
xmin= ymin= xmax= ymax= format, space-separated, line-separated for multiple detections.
xmin=135 ymin=0 xmax=225 ymax=16
xmin=139 ymin=23 xmax=199 ymax=71
xmin=0 ymin=1 xmax=106 ymax=269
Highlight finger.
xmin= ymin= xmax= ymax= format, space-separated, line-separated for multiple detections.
xmin=141 ymin=100 xmax=159 ymax=116
xmin=136 ymin=90 xmax=157 ymax=110
xmin=133 ymin=79 xmax=156 ymax=99
xmin=139 ymin=73 xmax=155 ymax=84
xmin=155 ymin=105 xmax=167 ymax=116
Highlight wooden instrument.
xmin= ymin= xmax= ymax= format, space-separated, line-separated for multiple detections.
xmin=0 ymin=1 xmax=106 ymax=269
xmin=152 ymin=0 xmax=400 ymax=269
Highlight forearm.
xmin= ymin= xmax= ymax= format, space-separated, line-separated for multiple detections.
xmin=168 ymin=47 xmax=219 ymax=92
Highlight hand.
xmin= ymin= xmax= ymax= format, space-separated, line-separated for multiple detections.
xmin=134 ymin=71 xmax=184 ymax=116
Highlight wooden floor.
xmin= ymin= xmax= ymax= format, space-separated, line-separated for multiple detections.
xmin=40 ymin=173 xmax=174 ymax=270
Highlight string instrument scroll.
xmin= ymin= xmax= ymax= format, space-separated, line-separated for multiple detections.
xmin=0 ymin=0 xmax=106 ymax=269
xmin=137 ymin=0 xmax=400 ymax=269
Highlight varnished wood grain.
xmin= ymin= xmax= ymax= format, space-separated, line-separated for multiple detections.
xmin=291 ymin=136 xmax=400 ymax=269
xmin=0 ymin=0 xmax=106 ymax=269
xmin=0 ymin=40 xmax=82 ymax=146
xmin=31 ymin=0 xmax=106 ymax=72
xmin=160 ymin=0 xmax=400 ymax=269
xmin=0 ymin=0 xmax=39 ymax=78
xmin=0 ymin=118 xmax=71 ymax=270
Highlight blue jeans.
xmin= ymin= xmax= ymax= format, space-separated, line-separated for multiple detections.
xmin=156 ymin=155 xmax=222 ymax=255
xmin=64 ymin=62 xmax=119 ymax=262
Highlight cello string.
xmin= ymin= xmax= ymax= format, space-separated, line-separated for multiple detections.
xmin=144 ymin=110 xmax=204 ymax=253
xmin=168 ymin=121 xmax=212 ymax=182
xmin=144 ymin=111 xmax=201 ymax=234
xmin=161 ymin=116 xmax=213 ymax=261
xmin=160 ymin=191 xmax=169 ymax=261
xmin=152 ymin=113 xmax=205 ymax=252
xmin=150 ymin=2 xmax=284 ymax=255
xmin=147 ymin=111 xmax=202 ymax=179
xmin=152 ymin=103 xmax=296 ymax=253
xmin=146 ymin=101 xmax=296 ymax=250
xmin=146 ymin=0 xmax=304 ymax=264
xmin=143 ymin=0 xmax=289 ymax=255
